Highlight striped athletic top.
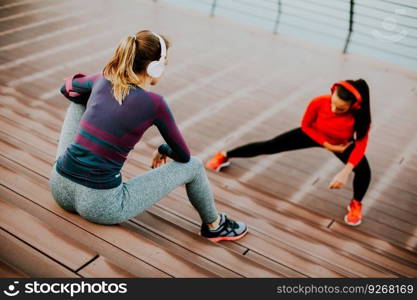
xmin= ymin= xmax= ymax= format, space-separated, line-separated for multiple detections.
xmin=56 ymin=73 xmax=190 ymax=189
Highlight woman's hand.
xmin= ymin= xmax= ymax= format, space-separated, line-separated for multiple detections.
xmin=151 ymin=150 xmax=167 ymax=169
xmin=328 ymin=164 xmax=354 ymax=189
xmin=323 ymin=141 xmax=352 ymax=153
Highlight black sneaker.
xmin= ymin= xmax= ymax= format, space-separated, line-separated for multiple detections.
xmin=201 ymin=213 xmax=248 ymax=242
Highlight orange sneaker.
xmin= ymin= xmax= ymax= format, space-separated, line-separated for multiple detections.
xmin=205 ymin=152 xmax=230 ymax=172
xmin=345 ymin=199 xmax=362 ymax=226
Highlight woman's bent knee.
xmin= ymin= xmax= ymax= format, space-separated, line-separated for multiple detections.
xmin=189 ymin=156 xmax=204 ymax=168
xmin=187 ymin=156 xmax=206 ymax=176
xmin=354 ymin=159 xmax=371 ymax=175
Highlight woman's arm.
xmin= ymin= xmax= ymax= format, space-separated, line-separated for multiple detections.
xmin=301 ymin=97 xmax=329 ymax=145
xmin=60 ymin=73 xmax=102 ymax=104
xmin=347 ymin=129 xmax=370 ymax=167
xmin=329 ymin=129 xmax=370 ymax=189
xmin=152 ymin=95 xmax=191 ymax=163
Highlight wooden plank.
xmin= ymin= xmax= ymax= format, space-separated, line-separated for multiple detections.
xmin=0 ymin=123 xmax=301 ymax=278
xmin=123 ymin=220 xmax=242 ymax=278
xmin=243 ymin=250 xmax=304 ymax=278
xmin=0 ymin=0 xmax=61 ymax=19
xmin=0 ymin=98 xmax=66 ymax=137
xmin=0 ymin=120 xmax=294 ymax=278
xmin=242 ymin=176 xmax=417 ymax=251
xmin=236 ymin=233 xmax=342 ymax=278
xmin=0 ymin=157 xmax=215 ymax=278
xmin=133 ymin=142 xmax=334 ymax=228
xmin=0 ymin=114 xmax=412 ymax=276
xmin=0 ymin=3 xmax=91 ymax=48
xmin=0 ymin=0 xmax=416 ymax=282
xmin=200 ymin=191 xmax=417 ymax=276
xmin=133 ymin=145 xmax=417 ymax=271
xmin=0 ymin=93 xmax=64 ymax=129
xmin=133 ymin=209 xmax=288 ymax=277
xmin=155 ymin=193 xmax=396 ymax=278
xmin=329 ymin=222 xmax=417 ymax=267
xmin=0 ymin=117 xmax=57 ymax=156
xmin=0 ymin=260 xmax=28 ymax=278
xmin=77 ymin=256 xmax=136 ymax=278
xmin=121 ymin=161 xmax=359 ymax=277
xmin=0 ymin=228 xmax=79 ymax=277
xmin=0 ymin=135 xmax=241 ymax=278
xmin=0 ymin=108 xmax=414 ymax=282
xmin=0 ymin=184 xmax=169 ymax=278
xmin=0 ymin=104 xmax=334 ymax=278
xmin=0 ymin=198 xmax=97 ymax=272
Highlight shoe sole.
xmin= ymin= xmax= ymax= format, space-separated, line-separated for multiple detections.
xmin=215 ymin=161 xmax=231 ymax=172
xmin=344 ymin=214 xmax=362 ymax=226
xmin=346 ymin=204 xmax=362 ymax=226
xmin=206 ymin=228 xmax=248 ymax=243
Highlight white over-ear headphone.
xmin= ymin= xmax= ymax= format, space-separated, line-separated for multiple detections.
xmin=146 ymin=32 xmax=167 ymax=78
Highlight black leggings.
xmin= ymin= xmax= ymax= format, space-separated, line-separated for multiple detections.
xmin=227 ymin=128 xmax=371 ymax=201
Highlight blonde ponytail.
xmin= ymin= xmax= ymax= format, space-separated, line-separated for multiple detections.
xmin=103 ymin=36 xmax=141 ymax=104
xmin=103 ymin=31 xmax=170 ymax=104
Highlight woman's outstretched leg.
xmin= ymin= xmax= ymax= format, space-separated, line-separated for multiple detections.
xmin=77 ymin=156 xmax=247 ymax=241
xmin=121 ymin=157 xmax=218 ymax=223
xmin=227 ymin=127 xmax=320 ymax=157
xmin=206 ymin=127 xmax=320 ymax=171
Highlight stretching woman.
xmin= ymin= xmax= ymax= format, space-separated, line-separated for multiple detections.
xmin=49 ymin=30 xmax=247 ymax=242
xmin=206 ymin=80 xmax=371 ymax=226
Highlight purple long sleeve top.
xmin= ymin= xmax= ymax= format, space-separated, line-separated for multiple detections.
xmin=56 ymin=73 xmax=190 ymax=189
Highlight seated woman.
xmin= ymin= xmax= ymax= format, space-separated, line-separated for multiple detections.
xmin=206 ymin=79 xmax=372 ymax=226
xmin=49 ymin=30 xmax=247 ymax=242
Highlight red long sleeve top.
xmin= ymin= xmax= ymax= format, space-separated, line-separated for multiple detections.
xmin=301 ymin=95 xmax=369 ymax=167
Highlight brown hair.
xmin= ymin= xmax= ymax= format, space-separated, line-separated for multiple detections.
xmin=103 ymin=30 xmax=170 ymax=104
xmin=337 ymin=79 xmax=371 ymax=140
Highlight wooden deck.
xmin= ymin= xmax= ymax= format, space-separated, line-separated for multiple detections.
xmin=0 ymin=0 xmax=417 ymax=277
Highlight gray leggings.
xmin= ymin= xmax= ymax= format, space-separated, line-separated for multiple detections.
xmin=49 ymin=102 xmax=219 ymax=225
